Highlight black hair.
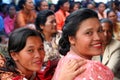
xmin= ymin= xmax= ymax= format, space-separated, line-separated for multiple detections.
xmin=35 ymin=10 xmax=54 ymax=32
xmin=49 ymin=3 xmax=56 ymax=11
xmin=107 ymin=9 xmax=116 ymax=17
xmin=55 ymin=0 xmax=69 ymax=12
xmin=0 ymin=3 xmax=8 ymax=13
xmin=36 ymin=0 xmax=48 ymax=11
xmin=59 ymin=8 xmax=98 ymax=55
xmin=6 ymin=27 xmax=43 ymax=74
xmin=17 ymin=0 xmax=26 ymax=10
xmin=69 ymin=2 xmax=79 ymax=12
xmin=7 ymin=4 xmax=16 ymax=14
xmin=100 ymin=18 xmax=113 ymax=34
xmin=97 ymin=2 xmax=106 ymax=8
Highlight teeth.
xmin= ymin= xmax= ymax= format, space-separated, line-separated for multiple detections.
xmin=94 ymin=44 xmax=101 ymax=47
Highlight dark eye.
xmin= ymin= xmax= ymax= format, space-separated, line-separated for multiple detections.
xmin=50 ymin=20 xmax=56 ymax=24
xmin=38 ymin=47 xmax=44 ymax=51
xmin=98 ymin=28 xmax=103 ymax=33
xmin=86 ymin=31 xmax=93 ymax=36
xmin=28 ymin=49 xmax=34 ymax=53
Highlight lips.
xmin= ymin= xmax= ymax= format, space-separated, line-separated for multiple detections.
xmin=93 ymin=43 xmax=103 ymax=49
xmin=34 ymin=60 xmax=43 ymax=65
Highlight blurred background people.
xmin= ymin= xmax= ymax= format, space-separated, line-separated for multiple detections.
xmin=4 ymin=4 xmax=16 ymax=36
xmin=100 ymin=18 xmax=120 ymax=80
xmin=97 ymin=2 xmax=107 ymax=20
xmin=55 ymin=0 xmax=70 ymax=31
xmin=35 ymin=10 xmax=61 ymax=79
xmin=36 ymin=0 xmax=48 ymax=11
xmin=14 ymin=0 xmax=36 ymax=29
xmin=0 ymin=3 xmax=8 ymax=19
xmin=69 ymin=2 xmax=79 ymax=13
xmin=87 ymin=2 xmax=96 ymax=10
xmin=107 ymin=10 xmax=120 ymax=41
xmin=49 ymin=3 xmax=56 ymax=12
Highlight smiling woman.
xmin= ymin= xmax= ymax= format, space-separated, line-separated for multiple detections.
xmin=52 ymin=8 xmax=114 ymax=80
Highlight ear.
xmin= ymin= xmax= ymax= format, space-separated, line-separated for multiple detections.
xmin=40 ymin=24 xmax=44 ymax=30
xmin=37 ymin=7 xmax=41 ymax=11
xmin=68 ymin=36 xmax=75 ymax=45
xmin=10 ymin=52 xmax=19 ymax=61
xmin=23 ymin=4 xmax=25 ymax=8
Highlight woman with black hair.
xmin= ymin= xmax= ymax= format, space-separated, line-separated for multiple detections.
xmin=55 ymin=0 xmax=70 ymax=30
xmin=53 ymin=8 xmax=113 ymax=80
xmin=14 ymin=0 xmax=36 ymax=29
xmin=0 ymin=27 xmax=86 ymax=80
xmin=36 ymin=0 xmax=48 ymax=11
xmin=107 ymin=10 xmax=120 ymax=41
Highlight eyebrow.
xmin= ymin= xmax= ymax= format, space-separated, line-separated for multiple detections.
xmin=26 ymin=44 xmax=43 ymax=48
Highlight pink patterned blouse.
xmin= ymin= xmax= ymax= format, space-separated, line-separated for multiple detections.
xmin=53 ymin=50 xmax=114 ymax=80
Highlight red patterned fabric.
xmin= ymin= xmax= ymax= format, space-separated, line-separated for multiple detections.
xmin=37 ymin=60 xmax=58 ymax=80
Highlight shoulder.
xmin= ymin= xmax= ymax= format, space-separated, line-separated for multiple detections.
xmin=107 ymin=39 xmax=120 ymax=50
xmin=77 ymin=61 xmax=114 ymax=80
xmin=16 ymin=10 xmax=24 ymax=17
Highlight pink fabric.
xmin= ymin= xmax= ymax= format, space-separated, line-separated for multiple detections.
xmin=4 ymin=15 xmax=16 ymax=35
xmin=53 ymin=51 xmax=114 ymax=80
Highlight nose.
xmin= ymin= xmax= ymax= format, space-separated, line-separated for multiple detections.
xmin=34 ymin=50 xmax=41 ymax=58
xmin=34 ymin=50 xmax=45 ymax=59
xmin=54 ymin=22 xmax=57 ymax=26
xmin=103 ymin=31 xmax=107 ymax=37
xmin=93 ymin=32 xmax=101 ymax=40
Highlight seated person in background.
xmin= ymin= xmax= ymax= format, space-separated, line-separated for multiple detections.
xmin=36 ymin=0 xmax=48 ymax=11
xmin=97 ymin=2 xmax=107 ymax=20
xmin=55 ymin=0 xmax=70 ymax=30
xmin=14 ymin=0 xmax=36 ymax=29
xmin=100 ymin=18 xmax=120 ymax=80
xmin=35 ymin=10 xmax=62 ymax=79
xmin=107 ymin=10 xmax=120 ymax=41
xmin=4 ymin=4 xmax=16 ymax=36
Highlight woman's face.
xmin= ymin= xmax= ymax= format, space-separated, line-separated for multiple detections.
xmin=24 ymin=0 xmax=35 ymax=10
xmin=40 ymin=1 xmax=48 ymax=10
xmin=69 ymin=18 xmax=104 ymax=59
xmin=9 ymin=6 xmax=16 ymax=16
xmin=50 ymin=5 xmax=55 ymax=11
xmin=73 ymin=4 xmax=79 ymax=11
xmin=101 ymin=22 xmax=112 ymax=45
xmin=61 ymin=2 xmax=70 ymax=12
xmin=42 ymin=15 xmax=57 ymax=35
xmin=12 ymin=36 xmax=45 ymax=72
xmin=108 ymin=11 xmax=117 ymax=24
xmin=98 ymin=3 xmax=106 ymax=12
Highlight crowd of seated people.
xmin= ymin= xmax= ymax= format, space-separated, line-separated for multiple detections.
xmin=0 ymin=0 xmax=120 ymax=80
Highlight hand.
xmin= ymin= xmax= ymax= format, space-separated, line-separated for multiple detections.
xmin=57 ymin=59 xmax=86 ymax=80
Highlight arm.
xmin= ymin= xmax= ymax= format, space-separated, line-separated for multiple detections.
xmin=55 ymin=13 xmax=63 ymax=30
xmin=57 ymin=59 xmax=86 ymax=80
xmin=15 ymin=11 xmax=26 ymax=28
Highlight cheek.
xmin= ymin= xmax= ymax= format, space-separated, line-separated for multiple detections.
xmin=76 ymin=37 xmax=90 ymax=48
xmin=41 ymin=53 xmax=45 ymax=61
